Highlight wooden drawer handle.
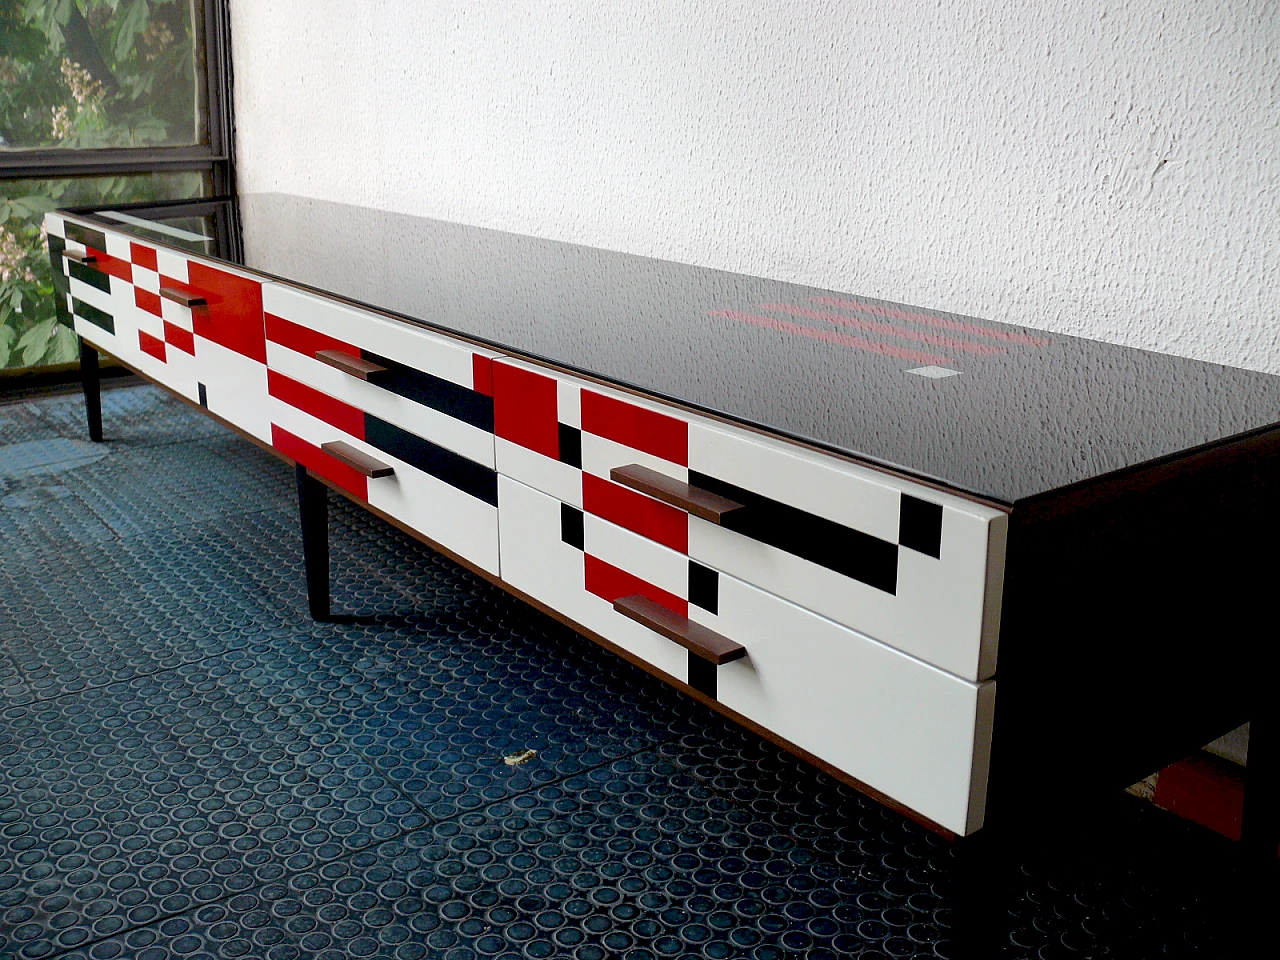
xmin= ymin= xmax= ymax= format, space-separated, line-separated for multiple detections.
xmin=614 ymin=594 xmax=746 ymax=665
xmin=610 ymin=464 xmax=744 ymax=524
xmin=316 ymin=349 xmax=388 ymax=380
xmin=320 ymin=440 xmax=395 ymax=478
xmin=159 ymin=287 xmax=206 ymax=307
xmin=62 ymin=249 xmax=97 ymax=265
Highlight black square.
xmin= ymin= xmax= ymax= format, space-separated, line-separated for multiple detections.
xmin=688 ymin=561 xmax=718 ymax=614
xmin=899 ymin=494 xmax=942 ymax=558
xmin=560 ymin=503 xmax=584 ymax=549
xmin=197 ymin=383 xmax=208 ymax=409
xmin=558 ymin=424 xmax=581 ymax=468
xmin=688 ymin=654 xmax=718 ymax=699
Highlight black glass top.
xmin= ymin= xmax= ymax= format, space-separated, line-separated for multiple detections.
xmin=89 ymin=194 xmax=1280 ymax=505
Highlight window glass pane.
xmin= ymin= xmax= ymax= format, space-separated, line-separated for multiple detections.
xmin=1 ymin=171 xmax=207 ymax=371
xmin=0 ymin=1 xmax=205 ymax=150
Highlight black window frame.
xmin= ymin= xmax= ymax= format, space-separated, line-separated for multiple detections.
xmin=0 ymin=0 xmax=238 ymax=394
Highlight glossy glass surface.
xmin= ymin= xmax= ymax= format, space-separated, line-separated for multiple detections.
xmin=90 ymin=194 xmax=1280 ymax=503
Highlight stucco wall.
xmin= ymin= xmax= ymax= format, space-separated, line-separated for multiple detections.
xmin=229 ymin=0 xmax=1280 ymax=374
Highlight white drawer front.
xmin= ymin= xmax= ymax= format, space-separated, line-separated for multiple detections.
xmin=491 ymin=356 xmax=1007 ymax=682
xmin=695 ymin=573 xmax=994 ymax=836
xmin=689 ymin=423 xmax=1007 ymax=682
xmin=497 ymin=475 xmax=690 ymax=681
xmin=271 ymin=397 xmax=499 ymax=574
xmin=497 ymin=473 xmax=993 ymax=835
xmin=261 ymin=284 xmax=501 ymax=400
xmin=259 ymin=284 xmax=504 ymax=574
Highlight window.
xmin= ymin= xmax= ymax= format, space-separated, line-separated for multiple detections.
xmin=0 ymin=0 xmax=234 ymax=379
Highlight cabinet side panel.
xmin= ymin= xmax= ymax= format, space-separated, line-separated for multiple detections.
xmin=990 ymin=428 xmax=1280 ymax=821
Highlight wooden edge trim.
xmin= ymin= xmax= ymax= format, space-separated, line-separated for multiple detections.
xmin=159 ymin=287 xmax=206 ymax=307
xmin=315 ymin=348 xmax=387 ymax=380
xmin=610 ymin=463 xmax=743 ymax=523
xmin=320 ymin=440 xmax=395 ymax=478
xmin=88 ymin=347 xmax=957 ymax=841
xmin=613 ymin=594 xmax=746 ymax=665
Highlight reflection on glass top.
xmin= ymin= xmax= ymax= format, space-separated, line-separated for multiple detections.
xmin=91 ymin=193 xmax=1280 ymax=504
xmin=98 ymin=210 xmax=211 ymax=245
xmin=89 ymin=206 xmax=216 ymax=255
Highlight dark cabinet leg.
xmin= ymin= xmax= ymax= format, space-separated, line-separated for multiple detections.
xmin=1242 ymin=710 xmax=1278 ymax=869
xmin=79 ymin=337 xmax=103 ymax=442
xmin=296 ymin=464 xmax=331 ymax=621
xmin=945 ymin=826 xmax=1013 ymax=959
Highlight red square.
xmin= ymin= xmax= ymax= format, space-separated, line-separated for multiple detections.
xmin=584 ymin=554 xmax=687 ymax=617
xmin=582 ymin=473 xmax=688 ymax=553
xmin=135 ymin=287 xmax=163 ymax=317
xmin=581 ymin=390 xmax=688 ymax=465
xmin=130 ymin=242 xmax=158 ymax=272
xmin=493 ymin=362 xmax=559 ymax=458
xmin=138 ymin=330 xmax=166 ymax=362
xmin=164 ymin=322 xmax=195 ymax=355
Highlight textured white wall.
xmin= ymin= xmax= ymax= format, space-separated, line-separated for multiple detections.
xmin=230 ymin=1 xmax=1280 ymax=372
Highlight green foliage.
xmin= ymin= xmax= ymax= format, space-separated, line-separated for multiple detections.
xmin=1 ymin=1 xmax=205 ymax=370
xmin=0 ymin=173 xmax=204 ymax=370
xmin=2 ymin=0 xmax=197 ymax=149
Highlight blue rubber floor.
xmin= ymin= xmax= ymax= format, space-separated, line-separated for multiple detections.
xmin=0 ymin=384 xmax=1254 ymax=959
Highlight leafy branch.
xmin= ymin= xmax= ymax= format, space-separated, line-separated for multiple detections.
xmin=0 ymin=1 xmax=203 ymax=370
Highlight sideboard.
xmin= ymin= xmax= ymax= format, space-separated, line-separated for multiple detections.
xmin=44 ymin=197 xmax=1279 ymax=861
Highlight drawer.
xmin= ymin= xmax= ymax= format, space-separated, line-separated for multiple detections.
xmin=498 ymin=474 xmax=692 ymax=682
xmin=261 ymin=284 xmax=501 ymax=468
xmin=261 ymin=285 xmax=503 ymax=574
xmin=700 ymin=570 xmax=994 ymax=836
xmin=47 ymin=213 xmax=274 ymax=442
xmin=491 ymin=357 xmax=1007 ymax=681
xmin=498 ymin=474 xmax=994 ymax=835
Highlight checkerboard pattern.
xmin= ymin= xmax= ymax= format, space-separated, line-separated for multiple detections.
xmin=45 ymin=213 xmax=274 ymax=443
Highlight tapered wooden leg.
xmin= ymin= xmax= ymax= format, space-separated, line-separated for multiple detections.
xmin=296 ymin=464 xmax=331 ymax=621
xmin=79 ymin=337 xmax=102 ymax=442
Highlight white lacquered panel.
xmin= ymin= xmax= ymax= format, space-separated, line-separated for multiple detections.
xmin=53 ymin=214 xmax=276 ymax=437
xmin=263 ymin=283 xmax=502 ymax=386
xmin=692 ymin=573 xmax=995 ymax=836
xmin=498 ymin=470 xmax=993 ymax=835
xmin=270 ymin=398 xmax=500 ymax=574
xmin=689 ymin=422 xmax=1007 ymax=682
xmin=198 ymin=339 xmax=272 ymax=442
xmin=495 ymin=438 xmax=583 ymax=507
xmin=492 ymin=357 xmax=690 ymax=505
xmin=60 ymin=233 xmax=198 ymax=404
xmin=491 ymin=354 xmax=1007 ymax=682
xmin=265 ymin=341 xmax=496 ymax=468
xmin=497 ymin=476 xmax=689 ymax=681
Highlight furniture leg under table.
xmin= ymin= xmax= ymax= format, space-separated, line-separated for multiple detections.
xmin=46 ymin=198 xmax=1279 ymax=893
